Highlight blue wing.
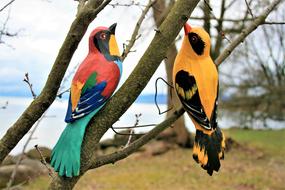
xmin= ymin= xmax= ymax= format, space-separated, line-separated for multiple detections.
xmin=65 ymin=81 xmax=107 ymax=123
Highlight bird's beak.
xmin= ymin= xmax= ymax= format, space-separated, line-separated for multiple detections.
xmin=109 ymin=23 xmax=120 ymax=56
xmin=109 ymin=23 xmax=117 ymax=34
xmin=184 ymin=23 xmax=192 ymax=35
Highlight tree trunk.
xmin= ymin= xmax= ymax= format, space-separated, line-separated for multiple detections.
xmin=152 ymin=0 xmax=192 ymax=147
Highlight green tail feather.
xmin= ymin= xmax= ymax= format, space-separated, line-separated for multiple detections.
xmin=51 ymin=108 xmax=101 ymax=177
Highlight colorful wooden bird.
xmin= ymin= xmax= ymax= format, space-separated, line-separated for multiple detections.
xmin=51 ymin=23 xmax=122 ymax=177
xmin=173 ymin=23 xmax=225 ymax=175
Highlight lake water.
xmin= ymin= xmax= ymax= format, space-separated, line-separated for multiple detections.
xmin=0 ymin=96 xmax=192 ymax=155
xmin=0 ymin=96 xmax=283 ymax=155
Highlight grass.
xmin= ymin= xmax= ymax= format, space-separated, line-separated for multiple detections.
xmin=24 ymin=129 xmax=285 ymax=190
xmin=225 ymin=128 xmax=285 ymax=161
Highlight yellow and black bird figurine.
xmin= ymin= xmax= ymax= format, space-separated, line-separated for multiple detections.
xmin=173 ymin=23 xmax=226 ymax=175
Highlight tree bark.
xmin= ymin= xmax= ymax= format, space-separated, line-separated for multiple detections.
xmin=152 ymin=0 xmax=192 ymax=147
xmin=48 ymin=0 xmax=200 ymax=188
xmin=0 ymin=0 xmax=109 ymax=163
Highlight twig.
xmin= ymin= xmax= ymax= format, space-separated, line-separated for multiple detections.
xmin=215 ymin=0 xmax=283 ymax=66
xmin=220 ymin=31 xmax=231 ymax=43
xmin=109 ymin=1 xmax=147 ymax=8
xmin=48 ymin=0 xmax=201 ymax=188
xmin=121 ymin=0 xmax=156 ymax=60
xmin=189 ymin=16 xmax=256 ymax=23
xmin=244 ymin=0 xmax=254 ymax=18
xmin=90 ymin=0 xmax=284 ymax=174
xmin=90 ymin=108 xmax=185 ymax=169
xmin=23 ymin=73 xmax=37 ymax=99
xmin=34 ymin=145 xmax=54 ymax=178
xmin=57 ymin=88 xmax=70 ymax=98
xmin=57 ymin=62 xmax=80 ymax=98
xmin=6 ymin=73 xmax=48 ymax=188
xmin=6 ymin=113 xmax=45 ymax=188
xmin=0 ymin=0 xmax=15 ymax=12
xmin=203 ymin=0 xmax=213 ymax=11
xmin=0 ymin=0 xmax=112 ymax=164
xmin=113 ymin=123 xmax=156 ymax=129
xmin=203 ymin=0 xmax=231 ymax=47
xmin=263 ymin=21 xmax=285 ymax=25
xmin=0 ymin=8 xmax=19 ymax=46
xmin=123 ymin=113 xmax=141 ymax=146
xmin=124 ymin=130 xmax=134 ymax=148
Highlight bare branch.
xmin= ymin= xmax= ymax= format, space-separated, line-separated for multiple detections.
xmin=263 ymin=21 xmax=285 ymax=25
xmin=90 ymin=108 xmax=185 ymax=169
xmin=23 ymin=73 xmax=37 ymax=99
xmin=109 ymin=1 xmax=147 ymax=8
xmin=48 ymin=0 xmax=200 ymax=188
xmin=0 ymin=0 xmax=111 ymax=164
xmin=0 ymin=0 xmax=15 ymax=12
xmin=34 ymin=145 xmax=54 ymax=178
xmin=189 ymin=16 xmax=256 ymax=23
xmin=244 ymin=0 xmax=254 ymax=18
xmin=113 ymin=123 xmax=156 ymax=129
xmin=215 ymin=0 xmax=283 ymax=66
xmin=0 ymin=8 xmax=19 ymax=46
xmin=91 ymin=0 xmax=284 ymax=175
xmin=203 ymin=0 xmax=213 ymax=11
xmin=6 ymin=113 xmax=45 ymax=188
xmin=122 ymin=0 xmax=156 ymax=60
xmin=87 ymin=1 xmax=285 ymax=172
xmin=56 ymin=88 xmax=70 ymax=98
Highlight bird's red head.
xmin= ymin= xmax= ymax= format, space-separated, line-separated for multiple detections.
xmin=89 ymin=23 xmax=120 ymax=60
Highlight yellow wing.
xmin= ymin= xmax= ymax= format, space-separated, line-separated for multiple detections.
xmin=173 ymin=49 xmax=218 ymax=135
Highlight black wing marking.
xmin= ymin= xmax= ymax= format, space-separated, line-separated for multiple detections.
xmin=175 ymin=70 xmax=218 ymax=130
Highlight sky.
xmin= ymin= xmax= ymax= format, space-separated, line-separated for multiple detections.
xmin=0 ymin=0 xmax=187 ymax=153
xmin=0 ymin=0 xmax=173 ymax=98
xmin=0 ymin=0 xmax=283 ymax=99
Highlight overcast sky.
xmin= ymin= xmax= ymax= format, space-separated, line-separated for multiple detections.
xmin=0 ymin=0 xmax=178 ymax=98
xmin=1 ymin=0 xmax=282 ymax=98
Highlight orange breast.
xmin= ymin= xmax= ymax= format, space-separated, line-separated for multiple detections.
xmin=173 ymin=50 xmax=218 ymax=120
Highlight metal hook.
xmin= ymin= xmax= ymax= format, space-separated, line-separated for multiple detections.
xmin=154 ymin=77 xmax=174 ymax=114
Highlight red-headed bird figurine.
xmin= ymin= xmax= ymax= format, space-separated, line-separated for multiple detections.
xmin=51 ymin=23 xmax=122 ymax=177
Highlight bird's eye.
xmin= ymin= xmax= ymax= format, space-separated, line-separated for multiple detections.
xmin=100 ymin=33 xmax=106 ymax=40
xmin=191 ymin=36 xmax=198 ymax=43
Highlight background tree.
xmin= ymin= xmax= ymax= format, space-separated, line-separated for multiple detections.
xmin=150 ymin=0 xmax=266 ymax=146
xmin=0 ymin=0 xmax=18 ymax=45
xmin=152 ymin=0 xmax=192 ymax=147
xmin=221 ymin=17 xmax=285 ymax=127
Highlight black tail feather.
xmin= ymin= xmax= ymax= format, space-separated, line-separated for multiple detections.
xmin=193 ymin=127 xmax=225 ymax=176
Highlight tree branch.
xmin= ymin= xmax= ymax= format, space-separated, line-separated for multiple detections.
xmin=189 ymin=16 xmax=255 ymax=23
xmin=215 ymin=0 xmax=283 ymax=66
xmin=0 ymin=0 xmax=111 ymax=164
xmin=85 ymin=0 xmax=285 ymax=179
xmin=90 ymin=108 xmax=185 ymax=169
xmin=0 ymin=0 xmax=15 ymax=12
xmin=48 ymin=0 xmax=199 ymax=188
xmin=263 ymin=21 xmax=285 ymax=25
xmin=122 ymin=0 xmax=157 ymax=60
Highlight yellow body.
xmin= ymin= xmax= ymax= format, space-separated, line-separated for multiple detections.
xmin=173 ymin=27 xmax=218 ymax=134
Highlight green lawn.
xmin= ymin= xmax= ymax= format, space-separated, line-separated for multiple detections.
xmin=25 ymin=129 xmax=285 ymax=190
